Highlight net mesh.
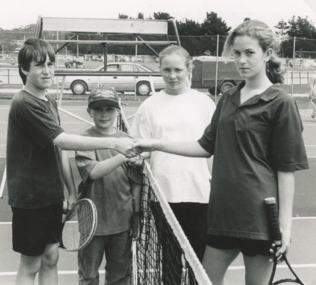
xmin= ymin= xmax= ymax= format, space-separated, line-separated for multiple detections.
xmin=117 ymin=110 xmax=212 ymax=285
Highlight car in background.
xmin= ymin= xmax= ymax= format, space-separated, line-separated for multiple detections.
xmin=56 ymin=62 xmax=165 ymax=95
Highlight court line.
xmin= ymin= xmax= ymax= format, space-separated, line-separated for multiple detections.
xmin=228 ymin=264 xmax=316 ymax=270
xmin=0 ymin=217 xmax=314 ymax=225
xmin=1 ymin=264 xmax=316 ymax=276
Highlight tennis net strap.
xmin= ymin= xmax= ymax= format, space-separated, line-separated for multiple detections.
xmin=118 ymin=112 xmax=212 ymax=285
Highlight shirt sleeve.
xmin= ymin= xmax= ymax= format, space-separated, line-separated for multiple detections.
xmin=203 ymin=94 xmax=216 ymax=125
xmin=17 ymin=97 xmax=63 ymax=148
xmin=272 ymin=97 xmax=309 ymax=171
xmin=75 ymin=150 xmax=98 ymax=185
xmin=131 ymin=104 xmax=152 ymax=139
xmin=198 ymin=95 xmax=226 ymax=155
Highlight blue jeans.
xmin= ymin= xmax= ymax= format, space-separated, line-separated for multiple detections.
xmin=78 ymin=231 xmax=132 ymax=285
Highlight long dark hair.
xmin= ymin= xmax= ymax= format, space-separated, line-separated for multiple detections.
xmin=18 ymin=38 xmax=55 ymax=85
xmin=222 ymin=20 xmax=285 ymax=84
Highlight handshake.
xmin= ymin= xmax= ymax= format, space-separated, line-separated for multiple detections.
xmin=116 ymin=138 xmax=158 ymax=158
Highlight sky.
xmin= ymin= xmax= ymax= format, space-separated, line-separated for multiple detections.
xmin=0 ymin=0 xmax=315 ymax=31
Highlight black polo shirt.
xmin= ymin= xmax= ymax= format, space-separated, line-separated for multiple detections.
xmin=198 ymin=83 xmax=309 ymax=240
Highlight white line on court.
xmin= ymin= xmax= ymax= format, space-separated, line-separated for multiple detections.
xmin=228 ymin=264 xmax=316 ymax=270
xmin=1 ymin=264 xmax=316 ymax=276
xmin=0 ymin=217 xmax=315 ymax=225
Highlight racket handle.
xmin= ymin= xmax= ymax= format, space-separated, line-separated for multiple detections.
xmin=264 ymin=197 xmax=282 ymax=243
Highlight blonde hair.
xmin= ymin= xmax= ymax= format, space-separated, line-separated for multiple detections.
xmin=159 ymin=45 xmax=193 ymax=71
xmin=222 ymin=20 xmax=285 ymax=83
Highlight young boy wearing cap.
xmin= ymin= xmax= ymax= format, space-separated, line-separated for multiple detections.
xmin=75 ymin=86 xmax=142 ymax=285
xmin=7 ymin=38 xmax=139 ymax=285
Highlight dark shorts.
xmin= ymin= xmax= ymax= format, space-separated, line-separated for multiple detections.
xmin=12 ymin=203 xmax=63 ymax=256
xmin=207 ymin=235 xmax=271 ymax=257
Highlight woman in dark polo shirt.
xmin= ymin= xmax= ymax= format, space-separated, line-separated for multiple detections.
xmin=133 ymin=19 xmax=309 ymax=285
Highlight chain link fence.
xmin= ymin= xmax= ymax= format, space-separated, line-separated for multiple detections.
xmin=1 ymin=32 xmax=316 ymax=97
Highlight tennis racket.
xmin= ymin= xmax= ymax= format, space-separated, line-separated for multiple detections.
xmin=264 ymin=197 xmax=305 ymax=285
xmin=60 ymin=198 xmax=97 ymax=252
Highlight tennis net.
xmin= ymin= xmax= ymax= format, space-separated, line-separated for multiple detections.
xmin=118 ymin=108 xmax=212 ymax=285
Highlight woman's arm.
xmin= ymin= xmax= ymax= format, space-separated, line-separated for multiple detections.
xmin=277 ymin=171 xmax=295 ymax=258
xmin=133 ymin=139 xmax=211 ymax=158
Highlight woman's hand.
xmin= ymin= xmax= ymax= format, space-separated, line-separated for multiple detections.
xmin=276 ymin=229 xmax=291 ymax=262
xmin=132 ymin=139 xmax=158 ymax=152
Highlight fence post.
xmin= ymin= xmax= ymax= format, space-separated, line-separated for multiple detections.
xmin=215 ymin=34 xmax=219 ymax=101
xmin=8 ymin=68 xmax=10 ymax=85
xmin=291 ymin=36 xmax=296 ymax=96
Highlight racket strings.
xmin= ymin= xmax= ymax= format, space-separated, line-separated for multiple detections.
xmin=78 ymin=204 xmax=94 ymax=246
xmin=61 ymin=200 xmax=96 ymax=251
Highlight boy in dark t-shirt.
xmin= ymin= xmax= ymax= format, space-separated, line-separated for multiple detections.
xmin=7 ymin=38 xmax=140 ymax=285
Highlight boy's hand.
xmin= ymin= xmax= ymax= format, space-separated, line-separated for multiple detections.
xmin=127 ymin=154 xmax=144 ymax=167
xmin=64 ymin=193 xmax=77 ymax=213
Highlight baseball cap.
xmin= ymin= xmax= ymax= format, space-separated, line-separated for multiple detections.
xmin=88 ymin=86 xmax=120 ymax=109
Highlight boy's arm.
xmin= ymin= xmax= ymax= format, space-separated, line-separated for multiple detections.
xmin=53 ymin=132 xmax=140 ymax=157
xmin=89 ymin=154 xmax=128 ymax=181
xmin=61 ymin=151 xmax=78 ymax=210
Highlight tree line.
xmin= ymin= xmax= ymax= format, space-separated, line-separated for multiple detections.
xmin=1 ymin=11 xmax=316 ymax=58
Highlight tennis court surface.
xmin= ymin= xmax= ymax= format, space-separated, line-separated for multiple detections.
xmin=0 ymin=93 xmax=315 ymax=285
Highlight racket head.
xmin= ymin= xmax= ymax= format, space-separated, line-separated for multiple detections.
xmin=265 ymin=199 xmax=306 ymax=285
xmin=273 ymin=280 xmax=305 ymax=284
xmin=272 ymin=255 xmax=306 ymax=285
xmin=60 ymin=198 xmax=97 ymax=251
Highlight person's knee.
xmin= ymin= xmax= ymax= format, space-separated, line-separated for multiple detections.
xmin=20 ymin=254 xmax=42 ymax=275
xmin=41 ymin=244 xmax=59 ymax=267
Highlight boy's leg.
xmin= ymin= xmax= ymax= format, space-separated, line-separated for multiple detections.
xmin=12 ymin=204 xmax=63 ymax=285
xmin=78 ymin=236 xmax=105 ymax=285
xmin=16 ymin=254 xmax=42 ymax=285
xmin=105 ymin=230 xmax=132 ymax=285
xmin=17 ymin=246 xmax=59 ymax=285
xmin=38 ymin=243 xmax=59 ymax=285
